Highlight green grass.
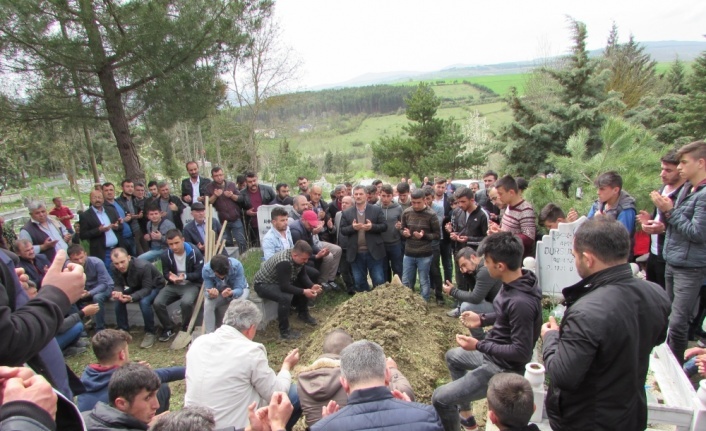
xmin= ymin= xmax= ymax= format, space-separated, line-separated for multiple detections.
xmin=397 ymin=73 xmax=528 ymax=96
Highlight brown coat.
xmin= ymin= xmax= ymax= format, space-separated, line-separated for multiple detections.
xmin=296 ymin=353 xmax=415 ymax=428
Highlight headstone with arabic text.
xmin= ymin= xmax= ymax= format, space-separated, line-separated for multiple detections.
xmin=257 ymin=204 xmax=293 ymax=246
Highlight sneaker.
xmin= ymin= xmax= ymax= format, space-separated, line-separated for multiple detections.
xmin=321 ymin=282 xmax=333 ymax=291
xmin=63 ymin=346 xmax=87 ymax=358
xmin=140 ymin=333 xmax=156 ymax=349
xmin=459 ymin=414 xmax=478 ymax=430
xmin=158 ymin=330 xmax=175 ymax=342
xmin=280 ymin=329 xmax=302 ymax=340
xmin=447 ymin=308 xmax=460 ymax=318
xmin=298 ymin=313 xmax=318 ymax=326
xmin=328 ymin=281 xmax=341 ymax=291
xmin=308 ymin=299 xmax=316 ymax=309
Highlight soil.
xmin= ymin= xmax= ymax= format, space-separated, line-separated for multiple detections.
xmin=295 ymin=278 xmax=463 ymax=403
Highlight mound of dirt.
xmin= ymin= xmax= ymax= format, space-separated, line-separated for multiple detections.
xmin=296 ymin=278 xmax=463 ymax=403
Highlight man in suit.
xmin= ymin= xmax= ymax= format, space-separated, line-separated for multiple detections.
xmin=339 ymin=185 xmax=387 ymax=293
xmin=79 ymin=189 xmax=124 ymax=272
xmin=181 ymin=161 xmax=211 ymax=206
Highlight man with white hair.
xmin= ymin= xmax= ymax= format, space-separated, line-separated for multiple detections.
xmin=311 ymin=340 xmax=442 ymax=431
xmin=19 ymin=200 xmax=71 ymax=263
xmin=184 ymin=300 xmax=302 ymax=430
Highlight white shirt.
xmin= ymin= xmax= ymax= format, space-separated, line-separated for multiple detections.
xmin=173 ymin=252 xmax=187 ymax=284
xmin=651 ymin=188 xmax=670 ymax=256
xmin=190 ymin=177 xmax=201 ymax=202
xmin=184 ymin=325 xmax=291 ymax=429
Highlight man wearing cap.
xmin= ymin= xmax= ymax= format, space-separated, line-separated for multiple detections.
xmin=289 ymin=210 xmax=342 ymax=291
xmin=182 ymin=202 xmax=222 ymax=255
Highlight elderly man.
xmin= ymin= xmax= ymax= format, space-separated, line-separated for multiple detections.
xmin=297 ymin=330 xmax=415 ymax=428
xmin=184 ymin=300 xmax=302 ymax=430
xmin=206 ymin=167 xmax=247 ymax=254
xmin=67 ymin=244 xmax=113 ymax=333
xmin=79 ymin=190 xmax=123 ymax=271
xmin=311 ymin=340 xmax=442 ymax=431
xmin=290 ymin=210 xmax=342 ymax=290
xmin=20 ymin=201 xmax=72 ymax=263
xmin=110 ymin=248 xmax=164 ymax=349
xmin=182 ymin=202 xmax=221 ymax=255
xmin=13 ymin=238 xmax=51 ymax=286
xmin=201 ymin=254 xmax=249 ymax=334
xmin=254 ymin=241 xmax=321 ymax=340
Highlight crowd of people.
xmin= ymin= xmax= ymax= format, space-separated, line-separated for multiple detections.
xmin=1 ymin=140 xmax=706 ymax=430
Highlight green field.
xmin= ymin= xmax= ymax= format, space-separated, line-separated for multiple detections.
xmin=399 ymin=73 xmax=527 ymax=96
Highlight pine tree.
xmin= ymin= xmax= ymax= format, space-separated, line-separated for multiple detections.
xmin=679 ymin=51 xmax=706 ymax=140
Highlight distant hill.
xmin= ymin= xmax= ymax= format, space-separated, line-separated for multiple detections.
xmin=313 ymin=40 xmax=706 ymax=90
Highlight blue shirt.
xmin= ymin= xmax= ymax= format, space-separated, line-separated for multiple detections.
xmin=106 ymin=201 xmax=132 ymax=239
xmin=84 ymin=256 xmax=114 ymax=297
xmin=202 ymin=258 xmax=249 ymax=300
xmin=92 ymin=206 xmax=119 ymax=248
xmin=262 ymin=227 xmax=293 ymax=260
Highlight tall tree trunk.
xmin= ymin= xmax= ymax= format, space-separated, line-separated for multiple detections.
xmin=78 ymin=0 xmax=144 ymax=182
xmin=197 ymin=123 xmax=207 ymax=174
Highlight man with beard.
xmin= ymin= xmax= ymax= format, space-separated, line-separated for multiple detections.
xmin=79 ymin=190 xmax=123 ymax=271
xmin=241 ymin=171 xmax=276 ymax=247
xmin=206 ymin=167 xmax=247 ymax=254
xmin=181 ymin=161 xmax=211 ymax=205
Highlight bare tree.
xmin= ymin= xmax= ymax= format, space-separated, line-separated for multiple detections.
xmin=231 ymin=16 xmax=302 ymax=172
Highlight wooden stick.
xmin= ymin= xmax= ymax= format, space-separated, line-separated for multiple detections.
xmin=215 ymin=220 xmax=227 ymax=256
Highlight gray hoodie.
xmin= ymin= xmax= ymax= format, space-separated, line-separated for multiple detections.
xmin=379 ymin=201 xmax=403 ymax=245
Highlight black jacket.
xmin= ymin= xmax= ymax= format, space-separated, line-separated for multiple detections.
xmin=160 ymin=242 xmax=204 ymax=285
xmin=79 ymin=206 xmax=124 ymax=260
xmin=112 ymin=258 xmax=165 ymax=301
xmin=240 ymin=184 xmax=276 ymax=210
xmin=542 ymin=264 xmax=670 ymax=431
xmin=339 ymin=205 xmax=387 ymax=262
xmin=475 ymin=270 xmax=542 ymax=372
xmin=81 ymin=402 xmax=147 ymax=431
xmin=0 ymin=400 xmax=56 ymax=431
xmin=181 ymin=176 xmax=212 ymax=202
xmin=311 ymin=386 xmax=442 ymax=431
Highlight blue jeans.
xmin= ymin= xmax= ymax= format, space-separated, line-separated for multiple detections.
xmin=286 ymin=383 xmax=302 ymax=431
xmin=402 ymin=255 xmax=432 ymax=301
xmin=384 ymin=243 xmax=404 ymax=282
xmin=460 ymin=300 xmax=495 ymax=339
xmin=665 ymin=264 xmax=706 ymax=364
xmin=224 ymin=219 xmax=247 ymax=255
xmin=56 ymin=321 xmax=84 ymax=350
xmin=351 ymin=252 xmax=385 ymax=292
xmin=79 ymin=291 xmax=111 ymax=331
xmin=432 ymin=348 xmax=504 ymax=431
xmin=115 ymin=288 xmax=160 ymax=334
xmin=138 ymin=249 xmax=163 ymax=263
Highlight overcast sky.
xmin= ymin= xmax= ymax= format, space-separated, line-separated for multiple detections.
xmin=274 ymin=0 xmax=706 ymax=89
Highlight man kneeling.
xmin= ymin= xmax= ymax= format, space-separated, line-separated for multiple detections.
xmin=297 ymin=329 xmax=415 ymax=427
xmin=311 ymin=340 xmax=442 ymax=431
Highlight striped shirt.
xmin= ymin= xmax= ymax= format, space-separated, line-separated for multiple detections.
xmin=501 ymin=199 xmax=536 ymax=240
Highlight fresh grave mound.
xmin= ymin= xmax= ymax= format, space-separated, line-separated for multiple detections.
xmin=296 ymin=279 xmax=462 ymax=403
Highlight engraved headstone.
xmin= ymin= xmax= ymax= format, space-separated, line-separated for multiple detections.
xmin=535 ymin=216 xmax=587 ymax=299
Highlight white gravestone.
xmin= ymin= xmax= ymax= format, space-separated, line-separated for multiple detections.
xmin=257 ymin=204 xmax=293 ymax=246
xmin=535 ymin=216 xmax=587 ymax=299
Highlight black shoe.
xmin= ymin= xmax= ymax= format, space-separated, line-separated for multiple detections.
xmin=321 ymin=282 xmax=332 ymax=291
xmin=436 ymin=299 xmax=445 ymax=306
xmin=158 ymin=330 xmax=175 ymax=342
xmin=298 ymin=313 xmax=318 ymax=326
xmin=347 ymin=289 xmax=355 ymax=296
xmin=328 ymin=281 xmax=341 ymax=291
xmin=280 ymin=330 xmax=301 ymax=340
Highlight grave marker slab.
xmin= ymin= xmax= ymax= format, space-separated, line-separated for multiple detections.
xmin=535 ymin=216 xmax=587 ymax=299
